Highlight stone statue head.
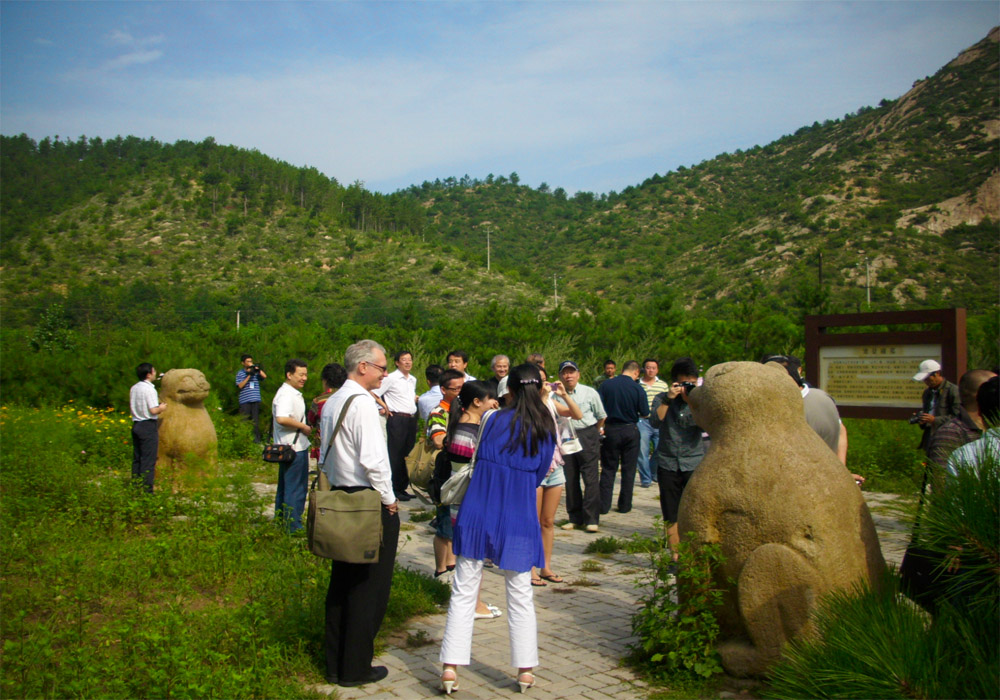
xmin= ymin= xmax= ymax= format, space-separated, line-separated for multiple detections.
xmin=160 ymin=368 xmax=211 ymax=406
xmin=687 ymin=361 xmax=803 ymax=436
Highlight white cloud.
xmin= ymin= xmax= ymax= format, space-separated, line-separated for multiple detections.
xmin=6 ymin=2 xmax=994 ymax=194
xmin=103 ymin=50 xmax=164 ymax=71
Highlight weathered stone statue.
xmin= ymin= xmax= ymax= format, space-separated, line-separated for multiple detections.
xmin=157 ymin=368 xmax=218 ymax=489
xmin=679 ymin=361 xmax=886 ymax=676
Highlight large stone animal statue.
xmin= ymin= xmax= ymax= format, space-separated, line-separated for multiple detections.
xmin=157 ymin=368 xmax=218 ymax=489
xmin=679 ymin=361 xmax=885 ymax=676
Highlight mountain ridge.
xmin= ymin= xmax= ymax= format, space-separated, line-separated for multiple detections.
xmin=1 ymin=29 xmax=996 ymax=329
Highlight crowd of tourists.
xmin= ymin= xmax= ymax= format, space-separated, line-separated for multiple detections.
xmin=124 ymin=344 xmax=998 ymax=692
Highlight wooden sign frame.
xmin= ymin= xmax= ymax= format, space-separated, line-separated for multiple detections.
xmin=804 ymin=308 xmax=966 ymax=420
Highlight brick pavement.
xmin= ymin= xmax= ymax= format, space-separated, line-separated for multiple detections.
xmin=299 ymin=482 xmax=908 ymax=699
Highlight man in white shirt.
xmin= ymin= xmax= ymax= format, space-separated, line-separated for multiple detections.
xmin=129 ymin=362 xmax=167 ymax=493
xmin=319 ymin=339 xmax=399 ymax=688
xmin=272 ymin=358 xmax=312 ymax=532
xmin=447 ymin=350 xmax=476 ymax=380
xmin=374 ymin=350 xmax=419 ymax=501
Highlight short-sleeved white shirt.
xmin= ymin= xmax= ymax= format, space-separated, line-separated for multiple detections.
xmin=130 ymin=380 xmax=159 ymax=422
xmin=272 ymin=382 xmax=310 ymax=451
xmin=374 ymin=370 xmax=418 ymax=415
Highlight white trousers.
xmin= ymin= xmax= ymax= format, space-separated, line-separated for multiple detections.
xmin=439 ymin=555 xmax=538 ymax=669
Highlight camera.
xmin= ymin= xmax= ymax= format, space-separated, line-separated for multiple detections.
xmin=908 ymin=413 xmax=922 ymax=425
xmin=679 ymin=381 xmax=697 ymax=393
xmin=549 ymin=382 xmax=559 ymax=392
xmin=249 ymin=364 xmax=262 ymax=376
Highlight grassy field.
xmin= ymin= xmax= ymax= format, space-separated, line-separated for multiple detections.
xmin=0 ymin=405 xmax=448 ymax=699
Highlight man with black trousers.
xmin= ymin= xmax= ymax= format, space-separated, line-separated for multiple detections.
xmin=597 ymin=359 xmax=649 ymax=514
xmin=129 ymin=362 xmax=167 ymax=493
xmin=319 ymin=339 xmax=399 ymax=688
xmin=374 ymin=349 xmax=419 ymax=501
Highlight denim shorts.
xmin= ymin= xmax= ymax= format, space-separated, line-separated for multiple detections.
xmin=540 ymin=464 xmax=566 ymax=488
xmin=434 ymin=504 xmax=453 ymax=539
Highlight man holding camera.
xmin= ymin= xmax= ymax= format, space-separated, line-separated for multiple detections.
xmin=237 ymin=353 xmax=268 ymax=443
xmin=650 ymin=357 xmax=705 ymax=562
xmin=912 ymin=359 xmax=960 ymax=457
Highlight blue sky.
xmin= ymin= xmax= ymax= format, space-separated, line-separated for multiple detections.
xmin=2 ymin=1 xmax=997 ymax=195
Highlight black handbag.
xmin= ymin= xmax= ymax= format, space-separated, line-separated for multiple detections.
xmin=262 ymin=428 xmax=301 ymax=463
xmin=899 ymin=464 xmax=954 ymax=614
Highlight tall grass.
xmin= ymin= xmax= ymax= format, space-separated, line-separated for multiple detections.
xmin=0 ymin=406 xmax=448 ymax=699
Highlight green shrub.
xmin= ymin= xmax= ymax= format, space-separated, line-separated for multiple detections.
xmin=627 ymin=527 xmax=726 ymax=681
xmin=845 ymin=418 xmax=924 ymax=493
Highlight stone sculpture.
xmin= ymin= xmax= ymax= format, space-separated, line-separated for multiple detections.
xmin=679 ymin=361 xmax=886 ymax=676
xmin=157 ymin=368 xmax=218 ymax=489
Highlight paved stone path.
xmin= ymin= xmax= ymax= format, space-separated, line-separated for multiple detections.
xmin=278 ymin=481 xmax=910 ymax=699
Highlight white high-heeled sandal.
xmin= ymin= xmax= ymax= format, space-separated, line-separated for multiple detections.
xmin=441 ymin=667 xmax=459 ymax=695
xmin=517 ymin=671 xmax=534 ymax=693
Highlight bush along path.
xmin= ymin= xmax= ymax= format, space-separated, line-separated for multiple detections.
xmin=270 ymin=482 xmax=910 ymax=699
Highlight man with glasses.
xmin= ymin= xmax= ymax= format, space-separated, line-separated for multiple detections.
xmin=320 ymin=340 xmax=399 ymax=688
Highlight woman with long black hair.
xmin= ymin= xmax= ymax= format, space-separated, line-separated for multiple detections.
xmin=442 ymin=380 xmax=503 ymax=621
xmin=439 ymin=364 xmax=557 ymax=694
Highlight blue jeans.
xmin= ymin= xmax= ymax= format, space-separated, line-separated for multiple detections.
xmin=275 ymin=449 xmax=310 ymax=532
xmin=637 ymin=419 xmax=659 ymax=486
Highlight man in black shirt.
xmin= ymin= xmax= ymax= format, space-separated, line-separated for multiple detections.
xmin=597 ymin=360 xmax=649 ymax=514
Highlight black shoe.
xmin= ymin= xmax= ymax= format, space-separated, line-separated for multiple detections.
xmin=616 ymin=507 xmax=631 ymax=514
xmin=324 ymin=674 xmax=337 ymax=684
xmin=338 ymin=666 xmax=388 ymax=687
xmin=396 ymin=492 xmax=413 ymax=501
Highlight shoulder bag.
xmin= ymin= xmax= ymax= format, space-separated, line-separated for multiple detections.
xmin=440 ymin=409 xmax=496 ymax=506
xmin=407 ymin=437 xmax=440 ymax=491
xmin=262 ymin=427 xmax=300 ymax=463
xmin=307 ymin=395 xmax=383 ymax=563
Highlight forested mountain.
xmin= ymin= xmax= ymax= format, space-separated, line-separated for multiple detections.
xmin=410 ymin=28 xmax=999 ymax=315
xmin=1 ymin=28 xmax=997 ymax=336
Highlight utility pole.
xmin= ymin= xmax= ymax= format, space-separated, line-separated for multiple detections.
xmin=865 ymin=256 xmax=871 ymax=309
xmin=553 ymin=274 xmax=559 ymax=306
xmin=237 ymin=309 xmax=241 ymax=331
xmin=487 ymin=226 xmax=491 ymax=273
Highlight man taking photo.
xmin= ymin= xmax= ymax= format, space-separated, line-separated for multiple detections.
xmin=236 ymin=353 xmax=267 ymax=443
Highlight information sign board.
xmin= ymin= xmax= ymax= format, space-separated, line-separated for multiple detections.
xmin=804 ymin=309 xmax=965 ymax=420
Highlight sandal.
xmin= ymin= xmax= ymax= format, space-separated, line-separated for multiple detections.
xmin=539 ymin=573 xmax=564 ymax=583
xmin=517 ymin=671 xmax=535 ymax=693
xmin=530 ymin=577 xmax=547 ymax=587
xmin=473 ymin=603 xmax=503 ymax=619
xmin=441 ymin=667 xmax=459 ymax=695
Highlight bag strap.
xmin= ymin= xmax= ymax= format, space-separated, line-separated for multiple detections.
xmin=911 ymin=461 xmax=931 ymax=536
xmin=469 ymin=409 xmax=496 ymax=465
xmin=314 ymin=394 xmax=360 ymax=490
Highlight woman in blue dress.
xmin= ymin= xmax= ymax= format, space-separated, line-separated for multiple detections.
xmin=439 ymin=363 xmax=557 ymax=694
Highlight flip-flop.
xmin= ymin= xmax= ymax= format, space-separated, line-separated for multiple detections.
xmin=540 ymin=573 xmax=564 ymax=583
xmin=530 ymin=577 xmax=547 ymax=587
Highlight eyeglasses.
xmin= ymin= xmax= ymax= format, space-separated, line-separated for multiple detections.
xmin=364 ymin=360 xmax=388 ymax=374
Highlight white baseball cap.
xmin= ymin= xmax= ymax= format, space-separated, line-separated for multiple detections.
xmin=912 ymin=359 xmax=942 ymax=381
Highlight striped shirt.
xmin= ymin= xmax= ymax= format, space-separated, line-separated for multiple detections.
xmin=236 ymin=369 xmax=262 ymax=404
xmin=639 ymin=377 xmax=669 ymax=411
